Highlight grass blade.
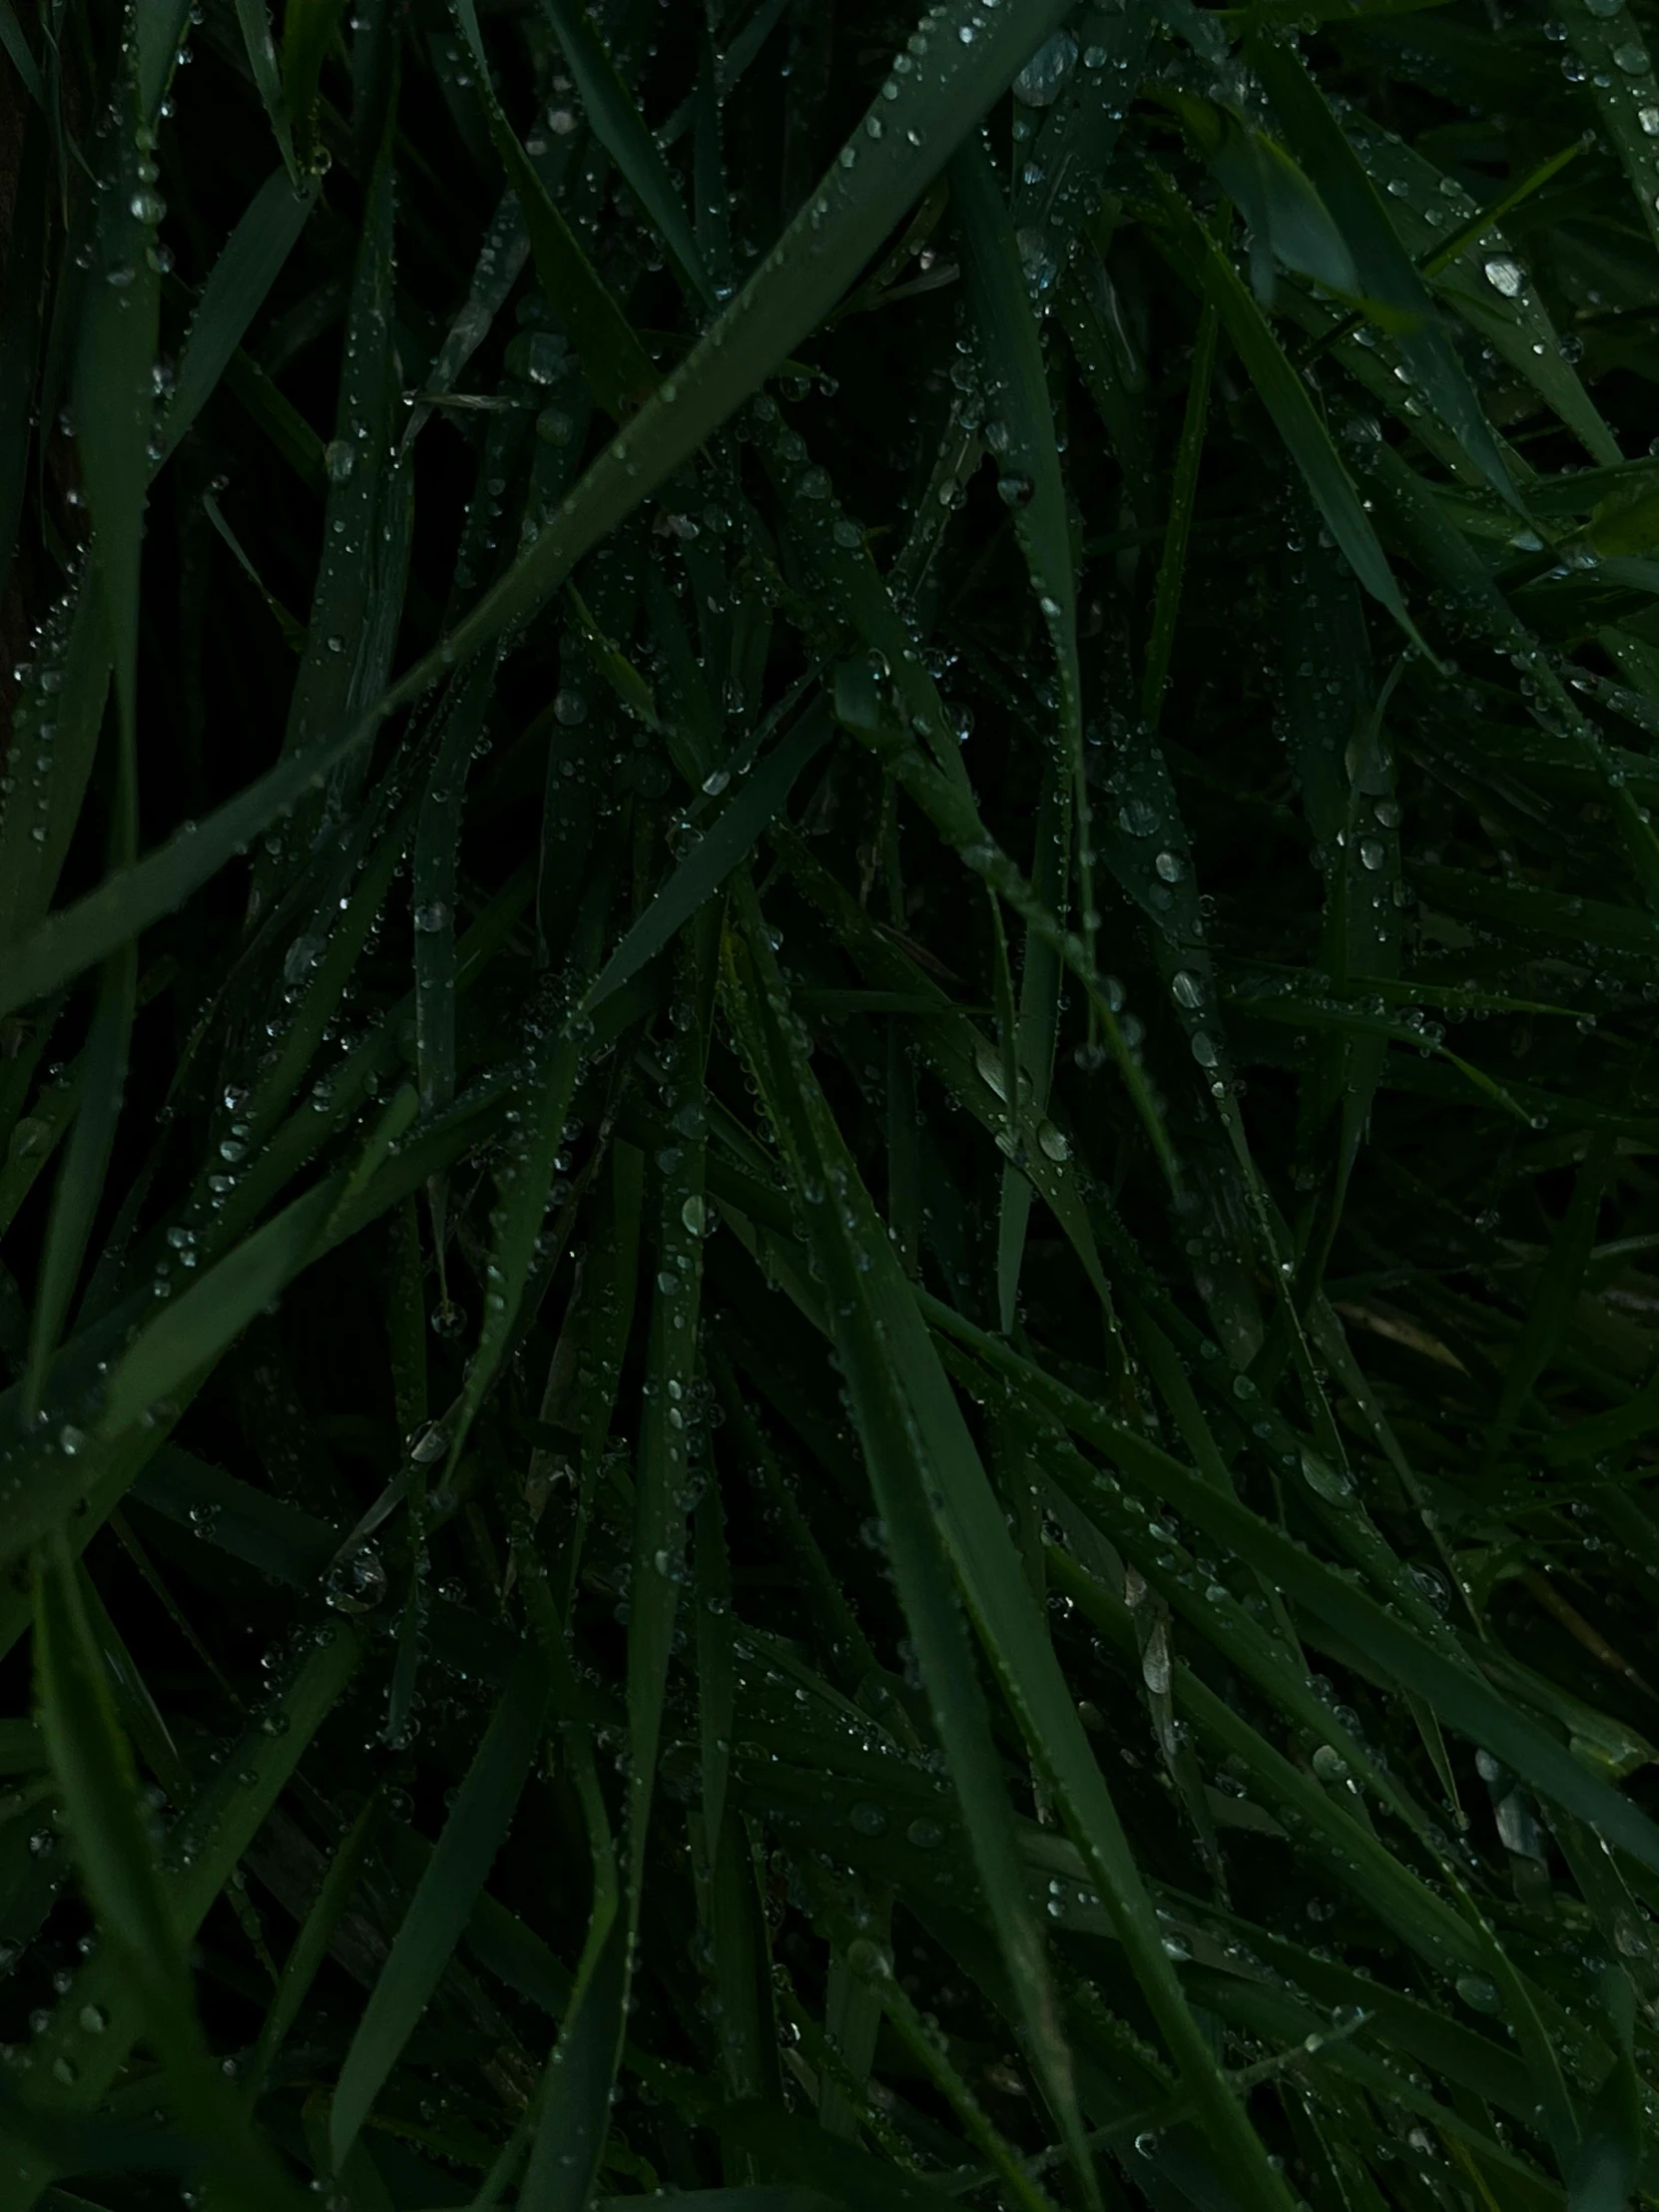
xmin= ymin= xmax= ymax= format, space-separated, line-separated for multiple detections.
xmin=1252 ymin=36 xmax=1519 ymax=507
xmin=75 ymin=54 xmax=161 ymax=764
xmin=541 ymin=0 xmax=717 ymax=309
xmin=722 ymin=888 xmax=1299 ymax=2212
xmin=158 ymin=168 xmax=318 ymax=466
xmin=1149 ymin=176 xmax=1429 ymax=655
xmin=329 ymin=1649 xmax=550 ymax=2166
xmin=24 ymin=945 xmax=135 ymax=1419
xmin=449 ymin=0 xmax=657 ymax=418
xmin=584 ymin=702 xmax=832 ymax=1010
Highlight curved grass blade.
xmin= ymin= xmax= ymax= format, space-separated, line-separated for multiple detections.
xmin=75 ymin=57 xmax=161 ymax=764
xmin=23 ymin=944 xmax=136 ymax=1420
xmin=934 ymin=1309 xmax=1659 ymax=1878
xmin=401 ymin=190 xmax=528 ymax=452
xmin=0 ymin=98 xmax=47 ymax=607
xmin=541 ymin=0 xmax=716 ymax=308
xmin=95 ymin=1177 xmax=339 ymax=1443
xmin=722 ymin=890 xmax=1300 ymax=2212
xmin=1351 ymin=134 xmax=1618 ymax=468
xmin=948 ymin=139 xmax=1088 ymax=1326
xmin=1141 ymin=297 xmax=1218 ymax=729
xmin=33 ymin=1540 xmax=312 ymax=2212
xmin=233 ymin=0 xmax=299 ymax=181
xmin=414 ymin=658 xmax=496 ymax=1114
xmin=34 ymin=1540 xmax=195 ymax=2053
xmin=137 ymin=0 xmax=191 ymax=122
xmin=0 ymin=575 xmax=112 ymax=947
xmin=392 ymin=0 xmax=1077 ymax=690
xmin=0 ymin=0 xmax=42 ymax=105
xmin=449 ymin=0 xmax=656 ymax=418
xmin=584 ymin=702 xmax=832 ymax=1011
xmin=280 ymin=0 xmax=347 ymax=162
xmin=203 ymin=486 xmax=306 ymax=651
xmin=158 ymin=168 xmax=319 ymax=466
xmin=14 ymin=1624 xmax=360 ymax=2206
xmin=1559 ymin=0 xmax=1659 ymax=261
xmin=1252 ymin=36 xmax=1519 ymax=507
xmin=720 ymin=903 xmax=1103 ymax=2212
xmin=1 ymin=0 xmax=1077 ymax=1022
xmin=329 ymin=1648 xmax=551 ymax=2167
xmin=276 ymin=95 xmax=403 ymax=809
xmin=625 ymin=932 xmax=712 ymax=1890
xmin=1149 ymin=177 xmax=1429 ymax=656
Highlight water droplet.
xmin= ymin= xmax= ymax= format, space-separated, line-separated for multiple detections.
xmin=849 ymin=1801 xmax=888 ymax=1837
xmin=1015 ymin=226 xmax=1059 ymax=292
xmin=1037 ymin=1120 xmax=1070 ymax=1162
xmin=1012 ymin=29 xmax=1077 ymax=105
xmin=324 ymin=1545 xmax=386 ymax=1615
xmin=1483 ymin=257 xmax=1525 ymax=297
xmin=323 ymin=439 xmax=355 ymax=484
xmin=413 ymin=899 xmax=449 ymax=932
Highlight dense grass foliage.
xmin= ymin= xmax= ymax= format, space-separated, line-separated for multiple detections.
xmin=3 ymin=0 xmax=1659 ymax=2204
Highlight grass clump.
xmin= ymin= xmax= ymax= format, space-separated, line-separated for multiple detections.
xmin=1 ymin=0 xmax=1659 ymax=2206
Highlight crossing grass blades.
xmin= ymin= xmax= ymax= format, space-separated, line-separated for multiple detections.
xmin=2 ymin=0 xmax=1659 ymax=2204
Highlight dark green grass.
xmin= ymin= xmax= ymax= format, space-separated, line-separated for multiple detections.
xmin=1 ymin=0 xmax=1658 ymax=2206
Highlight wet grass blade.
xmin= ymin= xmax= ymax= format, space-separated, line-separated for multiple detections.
xmin=158 ymin=168 xmax=319 ymax=466
xmin=722 ymin=890 xmax=1299 ymax=2212
xmin=329 ymin=1649 xmax=550 ymax=2166
xmin=0 ymin=0 xmax=42 ymax=105
xmin=0 ymin=98 xmax=47 ymax=607
xmin=233 ymin=0 xmax=299 ymax=181
xmin=281 ymin=0 xmax=348 ymax=163
xmin=584 ymin=702 xmax=832 ymax=1011
xmin=940 ymin=1312 xmax=1659 ymax=1874
xmin=396 ymin=0 xmax=1076 ymax=683
xmin=33 ymin=1541 xmax=312 ymax=2212
xmin=1150 ymin=177 xmax=1428 ymax=655
xmin=449 ymin=0 xmax=656 ymax=417
xmin=34 ymin=1540 xmax=195 ymax=2047
xmin=948 ymin=140 xmax=1087 ymax=1326
xmin=541 ymin=0 xmax=717 ymax=309
xmin=1141 ymin=299 xmax=1218 ymax=729
xmin=1252 ymin=37 xmax=1519 ymax=508
xmin=24 ymin=944 xmax=136 ymax=1420
xmin=94 ymin=1177 xmax=339 ymax=1443
xmin=75 ymin=55 xmax=161 ymax=765
xmin=0 ymin=577 xmax=112 ymax=947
